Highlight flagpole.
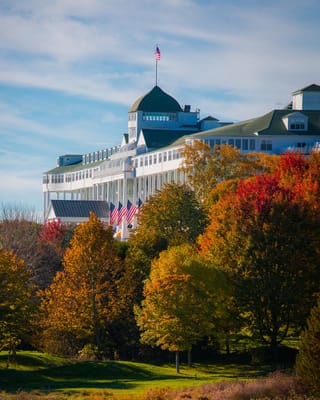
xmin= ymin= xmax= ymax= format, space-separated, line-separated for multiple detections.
xmin=155 ymin=45 xmax=160 ymax=86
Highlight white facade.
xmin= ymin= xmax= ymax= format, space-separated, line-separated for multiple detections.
xmin=43 ymin=84 xmax=320 ymax=237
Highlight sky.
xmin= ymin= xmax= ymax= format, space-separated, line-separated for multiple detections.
xmin=1 ymin=0 xmax=320 ymax=215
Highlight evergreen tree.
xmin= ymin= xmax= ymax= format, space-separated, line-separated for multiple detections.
xmin=296 ymin=297 xmax=320 ymax=394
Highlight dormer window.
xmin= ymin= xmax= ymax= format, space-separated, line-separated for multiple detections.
xmin=290 ymin=122 xmax=305 ymax=130
xmin=282 ymin=112 xmax=308 ymax=131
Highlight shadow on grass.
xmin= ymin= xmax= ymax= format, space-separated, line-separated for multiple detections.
xmin=0 ymin=360 xmax=189 ymax=393
xmin=0 ymin=353 xmax=276 ymax=394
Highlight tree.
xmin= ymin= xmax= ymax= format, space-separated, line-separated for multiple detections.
xmin=0 ymin=213 xmax=42 ymax=276
xmin=134 ymin=182 xmax=207 ymax=247
xmin=126 ymin=182 xmax=207 ymax=307
xmin=296 ymin=297 xmax=320 ymax=394
xmin=180 ymin=141 xmax=278 ymax=207
xmin=200 ymin=162 xmax=320 ymax=351
xmin=135 ymin=244 xmax=224 ymax=372
xmin=39 ymin=212 xmax=124 ymax=357
xmin=36 ymin=219 xmax=74 ymax=289
xmin=0 ymin=206 xmax=71 ymax=290
xmin=0 ymin=249 xmax=36 ymax=362
xmin=123 ymin=183 xmax=208 ymax=358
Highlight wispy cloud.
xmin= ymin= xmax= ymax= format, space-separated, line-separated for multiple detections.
xmin=1 ymin=0 xmax=320 ymax=211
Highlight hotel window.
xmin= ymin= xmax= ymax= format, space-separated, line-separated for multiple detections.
xmin=250 ymin=139 xmax=256 ymax=150
xmin=169 ymin=113 xmax=178 ymax=121
xmin=159 ymin=153 xmax=162 ymax=162
xmin=149 ymin=155 xmax=152 ymax=165
xmin=168 ymin=151 xmax=172 ymax=161
xmin=144 ymin=156 xmax=148 ymax=166
xmin=228 ymin=139 xmax=234 ymax=147
xmin=242 ymin=139 xmax=248 ymax=150
xmin=261 ymin=140 xmax=272 ymax=151
xmin=153 ymin=154 xmax=157 ymax=164
xmin=140 ymin=158 xmax=143 ymax=167
xmin=235 ymin=139 xmax=241 ymax=149
xmin=163 ymin=152 xmax=167 ymax=162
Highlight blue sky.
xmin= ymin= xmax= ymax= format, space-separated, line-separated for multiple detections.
xmin=1 ymin=0 xmax=320 ymax=215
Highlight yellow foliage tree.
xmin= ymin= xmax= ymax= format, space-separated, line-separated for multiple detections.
xmin=135 ymin=244 xmax=225 ymax=372
xmin=0 ymin=249 xmax=35 ymax=361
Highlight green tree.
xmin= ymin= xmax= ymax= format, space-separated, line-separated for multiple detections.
xmin=0 ymin=249 xmax=36 ymax=362
xmin=39 ymin=212 xmax=123 ymax=357
xmin=127 ymin=182 xmax=207 ymax=287
xmin=296 ymin=297 xmax=320 ymax=394
xmin=134 ymin=182 xmax=207 ymax=247
xmin=135 ymin=244 xmax=224 ymax=372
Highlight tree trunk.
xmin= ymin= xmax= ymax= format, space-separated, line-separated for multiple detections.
xmin=187 ymin=348 xmax=192 ymax=367
xmin=225 ymin=337 xmax=230 ymax=355
xmin=175 ymin=351 xmax=180 ymax=373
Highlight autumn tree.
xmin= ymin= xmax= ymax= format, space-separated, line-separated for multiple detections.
xmin=180 ymin=141 xmax=278 ymax=207
xmin=0 ymin=249 xmax=36 ymax=362
xmin=36 ymin=219 xmax=74 ymax=289
xmin=0 ymin=207 xmax=42 ymax=276
xmin=39 ymin=212 xmax=124 ymax=357
xmin=0 ymin=206 xmax=72 ymax=290
xmin=135 ymin=244 xmax=224 ymax=372
xmin=200 ymin=156 xmax=320 ymax=352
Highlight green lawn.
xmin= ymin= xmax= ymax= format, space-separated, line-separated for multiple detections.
xmin=0 ymin=351 xmax=274 ymax=397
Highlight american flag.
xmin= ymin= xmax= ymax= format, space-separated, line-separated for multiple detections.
xmin=117 ymin=202 xmax=127 ymax=225
xmin=155 ymin=46 xmax=160 ymax=61
xmin=126 ymin=200 xmax=138 ymax=224
xmin=109 ymin=202 xmax=118 ymax=225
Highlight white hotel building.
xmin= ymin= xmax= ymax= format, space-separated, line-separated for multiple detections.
xmin=43 ymin=84 xmax=320 ymax=237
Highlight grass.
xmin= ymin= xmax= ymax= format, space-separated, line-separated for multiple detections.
xmin=0 ymin=351 xmax=276 ymax=397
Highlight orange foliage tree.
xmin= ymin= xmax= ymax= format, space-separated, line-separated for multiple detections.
xmin=39 ymin=212 xmax=124 ymax=357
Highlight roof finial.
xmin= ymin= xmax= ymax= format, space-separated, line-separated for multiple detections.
xmin=155 ymin=45 xmax=161 ymax=86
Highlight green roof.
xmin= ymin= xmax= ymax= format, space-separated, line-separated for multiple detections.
xmin=44 ymin=160 xmax=104 ymax=175
xmin=129 ymin=86 xmax=183 ymax=113
xmin=191 ymin=110 xmax=320 ymax=138
xmin=293 ymin=84 xmax=320 ymax=95
xmin=140 ymin=129 xmax=192 ymax=150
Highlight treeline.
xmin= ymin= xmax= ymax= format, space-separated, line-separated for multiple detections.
xmin=0 ymin=145 xmax=319 ymax=390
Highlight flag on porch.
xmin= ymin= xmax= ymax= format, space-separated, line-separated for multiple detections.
xmin=126 ymin=200 xmax=138 ymax=224
xmin=109 ymin=202 xmax=117 ymax=225
xmin=117 ymin=202 xmax=127 ymax=225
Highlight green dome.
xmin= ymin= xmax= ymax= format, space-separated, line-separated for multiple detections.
xmin=129 ymin=86 xmax=183 ymax=113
